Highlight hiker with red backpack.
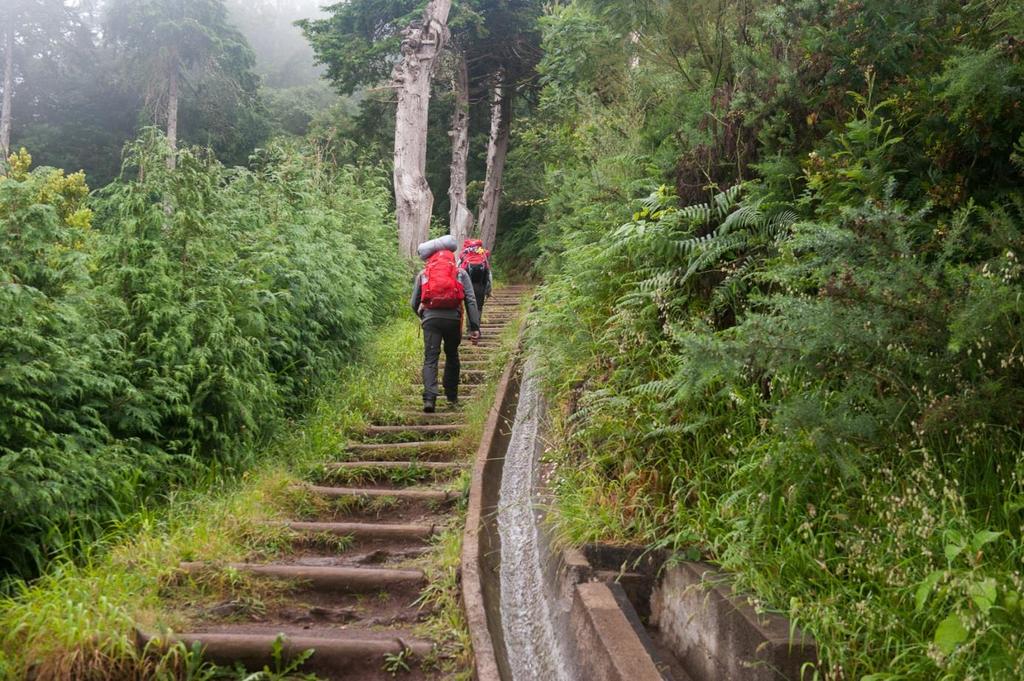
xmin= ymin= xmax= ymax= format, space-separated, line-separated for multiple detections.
xmin=411 ymin=236 xmax=481 ymax=413
xmin=458 ymin=239 xmax=492 ymax=316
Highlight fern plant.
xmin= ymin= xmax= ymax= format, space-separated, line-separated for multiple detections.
xmin=607 ymin=183 xmax=796 ymax=338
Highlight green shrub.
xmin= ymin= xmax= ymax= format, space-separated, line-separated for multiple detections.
xmin=0 ymin=150 xmax=133 ymax=575
xmin=0 ymin=138 xmax=405 ymax=578
xmin=524 ymin=3 xmax=1024 ymax=674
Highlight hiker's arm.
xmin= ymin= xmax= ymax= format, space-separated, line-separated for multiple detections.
xmin=410 ymin=273 xmax=422 ymax=316
xmin=460 ymin=271 xmax=480 ymax=331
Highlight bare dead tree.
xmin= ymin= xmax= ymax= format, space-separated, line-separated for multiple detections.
xmin=476 ymin=68 xmax=509 ymax=252
xmin=0 ymin=24 xmax=13 ymax=160
xmin=447 ymin=47 xmax=474 ymax=244
xmin=392 ymin=0 xmax=451 ymax=259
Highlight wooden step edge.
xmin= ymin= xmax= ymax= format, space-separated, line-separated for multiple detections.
xmin=365 ymin=423 xmax=465 ymax=435
xmin=347 ymin=440 xmax=454 ymax=452
xmin=277 ymin=520 xmax=437 ymax=540
xmin=137 ymin=630 xmax=434 ymax=670
xmin=179 ymin=562 xmax=425 ymax=591
xmin=403 ymin=387 xmax=483 ymax=395
xmin=305 ymin=484 xmax=455 ymax=502
xmin=388 ymin=413 xmax=465 ymax=424
xmin=389 ymin=411 xmax=465 ymax=421
xmin=326 ymin=460 xmax=465 ymax=471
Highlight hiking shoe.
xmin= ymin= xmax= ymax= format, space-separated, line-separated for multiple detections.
xmin=423 ymin=399 xmax=436 ymax=413
xmin=446 ymin=394 xmax=459 ymax=407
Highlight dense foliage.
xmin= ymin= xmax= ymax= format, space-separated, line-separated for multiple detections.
xmin=521 ymin=0 xmax=1024 ymax=677
xmin=0 ymin=139 xmax=403 ymax=577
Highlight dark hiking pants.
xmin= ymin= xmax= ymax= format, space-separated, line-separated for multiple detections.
xmin=472 ymin=281 xmax=486 ymax=316
xmin=422 ymin=317 xmax=462 ymax=401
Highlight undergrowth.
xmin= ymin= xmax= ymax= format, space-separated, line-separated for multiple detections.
xmin=1 ymin=136 xmax=404 ymax=578
xmin=522 ymin=3 xmax=1024 ymax=678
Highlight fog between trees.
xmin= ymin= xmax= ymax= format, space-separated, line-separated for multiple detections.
xmin=0 ymin=0 xmax=335 ymax=184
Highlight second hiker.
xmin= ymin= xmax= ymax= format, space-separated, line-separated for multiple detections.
xmin=412 ymin=236 xmax=481 ymax=413
xmin=458 ymin=238 xmax=492 ymax=317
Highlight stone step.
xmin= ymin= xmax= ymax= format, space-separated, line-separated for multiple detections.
xmin=397 ymin=395 xmax=466 ymax=409
xmin=345 ymin=440 xmax=456 ymax=457
xmin=406 ymin=385 xmax=482 ymax=396
xmin=414 ymin=379 xmax=484 ymax=388
xmin=326 ymin=460 xmax=465 ymax=473
xmin=365 ymin=423 xmax=465 ymax=437
xmin=389 ymin=411 xmax=465 ymax=425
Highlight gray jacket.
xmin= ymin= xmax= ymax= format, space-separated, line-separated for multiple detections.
xmin=411 ymin=269 xmax=481 ymax=331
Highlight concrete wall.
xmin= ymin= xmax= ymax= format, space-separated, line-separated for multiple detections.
xmin=462 ymin=353 xmax=521 ymax=681
xmin=650 ymin=562 xmax=817 ymax=681
xmin=570 ymin=582 xmax=674 ymax=681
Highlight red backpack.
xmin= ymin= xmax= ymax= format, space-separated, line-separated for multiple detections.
xmin=420 ymin=250 xmax=465 ymax=310
xmin=459 ymin=239 xmax=491 ymax=285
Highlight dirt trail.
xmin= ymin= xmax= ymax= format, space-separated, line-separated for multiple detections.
xmin=146 ymin=287 xmax=530 ymax=680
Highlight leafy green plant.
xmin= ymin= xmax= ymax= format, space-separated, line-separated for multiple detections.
xmin=525 ymin=12 xmax=1024 ymax=673
xmin=0 ymin=316 xmax=424 ymax=680
xmin=241 ymin=635 xmax=318 ymax=681
xmin=381 ymin=646 xmax=412 ymax=676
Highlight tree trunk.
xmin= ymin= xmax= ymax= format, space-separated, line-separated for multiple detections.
xmin=447 ymin=49 xmax=473 ymax=245
xmin=166 ymin=64 xmax=179 ymax=170
xmin=476 ymin=69 xmax=510 ymax=252
xmin=1 ymin=25 xmax=14 ymax=161
xmin=392 ymin=0 xmax=452 ymax=259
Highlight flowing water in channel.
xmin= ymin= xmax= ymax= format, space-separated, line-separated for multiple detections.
xmin=497 ymin=357 xmax=575 ymax=681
